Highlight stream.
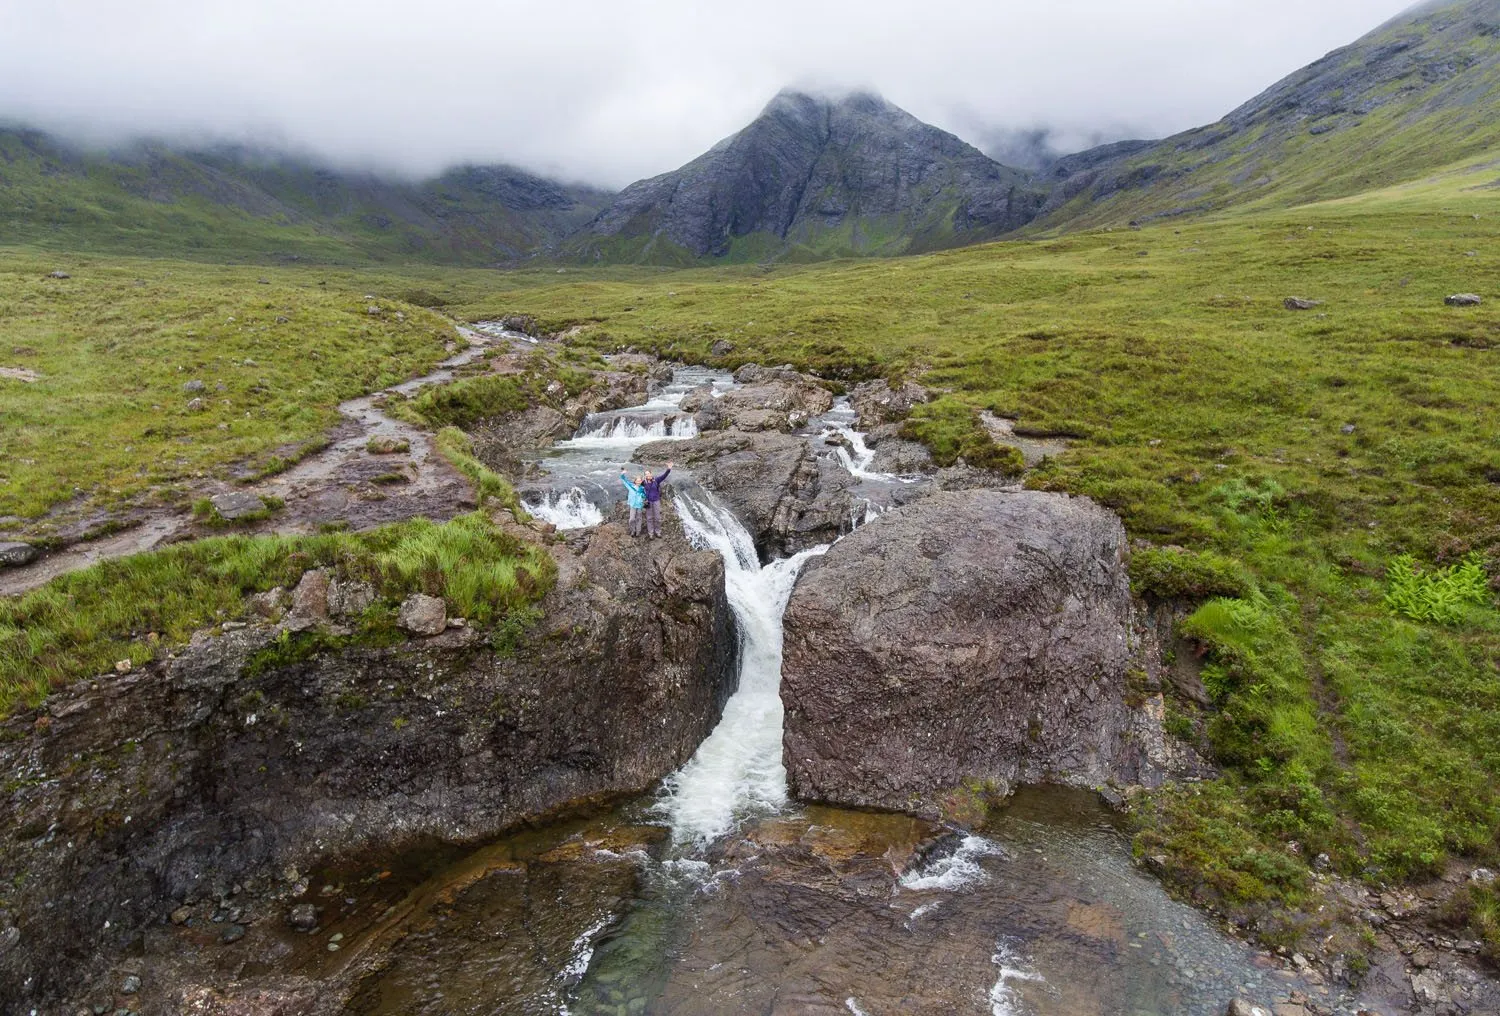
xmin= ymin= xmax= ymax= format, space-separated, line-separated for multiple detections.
xmin=331 ymin=363 xmax=1360 ymax=1016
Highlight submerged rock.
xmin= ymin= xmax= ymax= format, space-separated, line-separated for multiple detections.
xmin=782 ymin=490 xmax=1169 ymax=816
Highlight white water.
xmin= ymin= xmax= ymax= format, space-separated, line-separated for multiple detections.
xmin=898 ymin=835 xmax=1008 ymax=892
xmin=988 ymin=938 xmax=1045 ymax=1016
xmin=525 ymin=487 xmax=604 ymax=530
xmin=660 ymin=495 xmax=828 ymax=846
xmin=561 ymin=414 xmax=698 ymax=450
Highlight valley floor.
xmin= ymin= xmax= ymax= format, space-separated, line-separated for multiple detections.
xmin=2 ymin=155 xmax=1499 ymax=1003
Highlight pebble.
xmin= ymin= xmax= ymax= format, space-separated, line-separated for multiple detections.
xmin=327 ymin=941 xmax=341 ymax=952
xmin=221 ymin=924 xmax=246 ymax=944
xmin=120 ymin=974 xmax=141 ymax=994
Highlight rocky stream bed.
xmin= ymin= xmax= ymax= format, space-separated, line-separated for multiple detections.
xmin=2 ymin=326 xmax=1496 ymax=1016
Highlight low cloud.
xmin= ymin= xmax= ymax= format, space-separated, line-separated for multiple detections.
xmin=0 ymin=1 xmax=1417 ymax=187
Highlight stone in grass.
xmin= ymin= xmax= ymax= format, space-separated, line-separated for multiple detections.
xmin=0 ymin=541 xmax=37 ymax=567
xmin=1283 ymin=297 xmax=1322 ymax=311
xmin=398 ymin=593 xmax=447 ymax=636
xmin=47 ymin=270 xmax=70 ymax=279
xmin=284 ymin=570 xmax=331 ymax=632
xmin=210 ymin=491 xmax=268 ymax=521
xmin=186 ymin=397 xmax=206 ymax=412
xmin=1446 ymin=293 xmax=1482 ymax=307
xmin=366 ymin=434 xmax=411 ymax=455
xmin=183 ymin=379 xmax=206 ymax=393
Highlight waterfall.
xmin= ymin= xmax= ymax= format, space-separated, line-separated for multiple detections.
xmin=661 ymin=495 xmax=828 ymax=846
xmin=524 ymin=487 xmax=603 ymax=530
xmin=562 ymin=414 xmax=698 ymax=448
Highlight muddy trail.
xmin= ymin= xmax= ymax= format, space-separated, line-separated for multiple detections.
xmin=0 ymin=325 xmax=527 ymax=598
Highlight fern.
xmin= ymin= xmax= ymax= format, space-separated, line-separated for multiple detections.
xmin=1384 ymin=553 xmax=1491 ymax=625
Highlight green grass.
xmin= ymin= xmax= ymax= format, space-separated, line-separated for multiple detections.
xmin=0 ymin=250 xmax=458 ymax=532
xmin=0 ymin=512 xmax=555 ymax=717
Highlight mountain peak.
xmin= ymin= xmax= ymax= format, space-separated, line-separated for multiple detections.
xmin=583 ymin=89 xmax=1042 ymax=261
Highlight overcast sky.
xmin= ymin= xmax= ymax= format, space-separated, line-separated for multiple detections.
xmin=0 ymin=0 xmax=1419 ymax=188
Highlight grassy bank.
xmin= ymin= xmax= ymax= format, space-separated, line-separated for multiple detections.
xmin=0 ymin=511 xmax=556 ymax=717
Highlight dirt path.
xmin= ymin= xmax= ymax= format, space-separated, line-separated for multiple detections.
xmin=0 ymin=327 xmax=506 ymax=598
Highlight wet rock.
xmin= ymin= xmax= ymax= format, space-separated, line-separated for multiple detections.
xmin=397 ymin=593 xmax=447 ymax=636
xmin=209 ymin=492 xmax=267 ymax=521
xmin=183 ymin=379 xmax=206 ymax=393
xmin=850 ymin=378 xmax=929 ymax=428
xmin=710 ymin=365 xmax=833 ymax=432
xmin=366 ymin=435 xmax=410 ymax=455
xmin=1410 ymin=968 xmax=1444 ymax=1004
xmin=868 ymin=437 xmax=934 ymax=475
xmin=0 ymin=541 xmax=38 ymax=567
xmin=287 ymin=904 xmax=318 ymax=932
xmin=1445 ymin=293 xmax=1482 ymax=307
xmin=1284 ymin=297 xmax=1323 ymax=311
xmin=327 ymin=579 xmax=376 ymax=618
xmin=0 ymin=926 xmax=17 ymax=953
xmin=640 ymin=431 xmax=856 ymax=558
xmin=782 ymin=490 xmax=1166 ymax=816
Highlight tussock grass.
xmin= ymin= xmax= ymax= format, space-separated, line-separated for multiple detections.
xmin=0 ymin=513 xmax=554 ymax=717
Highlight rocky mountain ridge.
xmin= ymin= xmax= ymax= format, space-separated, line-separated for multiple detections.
xmin=575 ymin=89 xmax=1046 ymax=261
xmin=4 ymin=1 xmax=1497 ymax=262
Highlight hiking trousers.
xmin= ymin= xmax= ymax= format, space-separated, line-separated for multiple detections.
xmin=629 ymin=506 xmax=643 ymax=536
xmin=646 ymin=500 xmax=662 ymax=537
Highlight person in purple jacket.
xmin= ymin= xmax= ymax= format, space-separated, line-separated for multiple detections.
xmin=640 ymin=461 xmax=673 ymax=538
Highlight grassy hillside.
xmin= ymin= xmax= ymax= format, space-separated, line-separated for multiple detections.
xmin=0 ymin=129 xmax=610 ymax=264
xmin=0 ymin=251 xmax=459 ymax=528
xmin=1039 ymin=0 xmax=1500 ymax=230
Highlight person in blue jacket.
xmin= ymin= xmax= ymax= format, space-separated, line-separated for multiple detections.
xmin=620 ymin=471 xmax=646 ymax=537
xmin=640 ymin=461 xmax=673 ymax=538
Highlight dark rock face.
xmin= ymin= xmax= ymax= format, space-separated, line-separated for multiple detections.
xmin=0 ymin=522 xmax=734 ymax=1009
xmin=639 ymin=430 xmax=857 ymax=559
xmin=781 ymin=490 xmax=1174 ymax=816
xmin=583 ymin=90 xmax=1046 ymax=260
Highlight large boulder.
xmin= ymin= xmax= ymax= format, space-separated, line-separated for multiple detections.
xmin=697 ymin=364 xmax=833 ymax=433
xmin=782 ymin=490 xmax=1170 ymax=817
xmin=639 ymin=431 xmax=857 ymax=558
xmin=849 ymin=378 xmax=929 ymax=429
xmin=0 ymin=521 xmax=734 ymax=1008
